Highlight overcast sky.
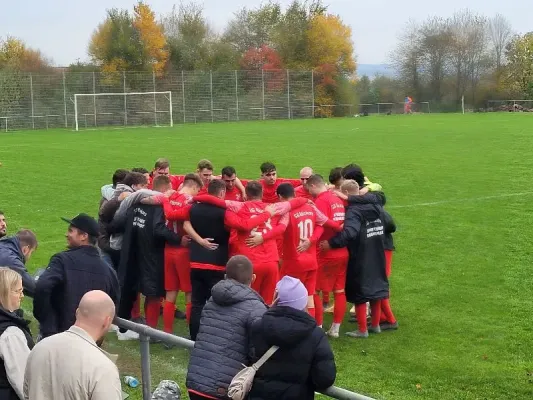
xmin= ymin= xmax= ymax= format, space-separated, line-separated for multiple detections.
xmin=3 ymin=0 xmax=531 ymax=66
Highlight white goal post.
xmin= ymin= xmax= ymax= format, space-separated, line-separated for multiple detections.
xmin=73 ymin=91 xmax=173 ymax=131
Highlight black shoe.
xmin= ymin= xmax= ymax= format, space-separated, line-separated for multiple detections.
xmin=174 ymin=309 xmax=186 ymax=320
xmin=132 ymin=316 xmax=146 ymax=325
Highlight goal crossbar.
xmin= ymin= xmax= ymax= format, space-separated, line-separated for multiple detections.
xmin=73 ymin=91 xmax=173 ymax=131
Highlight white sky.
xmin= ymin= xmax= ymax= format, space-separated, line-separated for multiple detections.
xmin=2 ymin=0 xmax=531 ymax=66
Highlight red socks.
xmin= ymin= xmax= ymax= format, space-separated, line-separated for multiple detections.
xmin=313 ymin=294 xmax=323 ymax=326
xmin=163 ymin=301 xmax=176 ymax=333
xmin=333 ymin=292 xmax=347 ymax=324
xmin=380 ymin=298 xmax=396 ymax=323
xmin=370 ymin=301 xmax=381 ymax=328
xmin=131 ymin=294 xmax=141 ymax=320
xmin=355 ymin=303 xmax=368 ymax=332
xmin=145 ymin=297 xmax=161 ymax=328
xmin=308 ymin=307 xmax=316 ymax=319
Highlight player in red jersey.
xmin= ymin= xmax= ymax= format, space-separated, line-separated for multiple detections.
xmin=307 ymin=174 xmax=348 ymax=337
xmin=148 ymin=158 xmax=184 ymax=190
xmin=162 ymin=174 xmax=203 ymax=336
xmin=274 ymin=183 xmax=341 ymax=320
xmin=294 ymin=167 xmax=314 ymax=200
xmin=221 ymin=166 xmax=247 ymax=256
xmin=229 ymin=181 xmax=306 ymax=305
xmin=258 ymin=162 xmax=300 ymax=203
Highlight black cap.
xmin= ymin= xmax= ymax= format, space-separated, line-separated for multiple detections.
xmin=61 ymin=213 xmax=99 ymax=237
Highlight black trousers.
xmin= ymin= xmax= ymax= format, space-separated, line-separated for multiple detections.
xmin=189 ymin=268 xmax=225 ymax=341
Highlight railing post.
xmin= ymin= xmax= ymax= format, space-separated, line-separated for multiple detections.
xmin=139 ymin=334 xmax=152 ymax=400
xmin=286 ymin=69 xmax=291 ymax=119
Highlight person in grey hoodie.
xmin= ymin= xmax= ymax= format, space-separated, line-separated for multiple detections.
xmin=186 ymin=255 xmax=267 ymax=400
xmin=0 ymin=230 xmax=38 ymax=297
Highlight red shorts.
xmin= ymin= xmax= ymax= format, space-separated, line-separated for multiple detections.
xmin=317 ymin=256 xmax=348 ymax=292
xmin=385 ymin=250 xmax=393 ymax=277
xmin=164 ymin=247 xmax=191 ymax=292
xmin=280 ymin=266 xmax=317 ymax=295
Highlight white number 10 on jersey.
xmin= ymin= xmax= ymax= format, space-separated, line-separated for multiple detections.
xmin=297 ymin=219 xmax=314 ymax=240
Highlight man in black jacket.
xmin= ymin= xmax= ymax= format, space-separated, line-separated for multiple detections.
xmin=0 ymin=230 xmax=38 ymax=297
xmin=184 ymin=179 xmax=276 ymax=340
xmin=186 ymin=255 xmax=267 ymax=400
xmin=249 ymin=276 xmax=336 ymax=400
xmin=118 ymin=175 xmax=183 ymax=331
xmin=321 ymin=179 xmax=392 ymax=338
xmin=33 ymin=214 xmax=119 ymax=338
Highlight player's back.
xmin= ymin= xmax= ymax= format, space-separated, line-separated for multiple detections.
xmin=167 ymin=192 xmax=192 ymax=236
xmin=283 ymin=203 xmax=318 ymax=267
xmin=234 ymin=200 xmax=279 ymax=263
xmin=315 ymin=191 xmax=348 ymax=259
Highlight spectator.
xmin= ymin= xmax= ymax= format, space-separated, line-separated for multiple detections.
xmin=0 ymin=212 xmax=6 ymax=239
xmin=33 ymin=214 xmax=119 ymax=338
xmin=249 ymin=276 xmax=336 ymax=400
xmin=186 ymin=255 xmax=267 ymax=400
xmin=131 ymin=167 xmax=150 ymax=182
xmin=0 ymin=230 xmax=38 ymax=297
xmin=0 ymin=268 xmax=33 ymax=400
xmin=24 ymin=290 xmax=122 ymax=400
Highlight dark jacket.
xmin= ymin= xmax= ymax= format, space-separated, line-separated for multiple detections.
xmin=382 ymin=209 xmax=396 ymax=251
xmin=0 ymin=308 xmax=34 ymax=400
xmin=98 ymin=198 xmax=121 ymax=251
xmin=189 ymin=201 xmax=230 ymax=267
xmin=186 ymin=279 xmax=267 ymax=399
xmin=118 ymin=204 xmax=181 ymax=320
xmin=330 ymin=195 xmax=389 ymax=304
xmin=33 ymin=245 xmax=119 ymax=337
xmin=0 ymin=237 xmax=36 ymax=297
xmin=249 ymin=306 xmax=336 ymax=400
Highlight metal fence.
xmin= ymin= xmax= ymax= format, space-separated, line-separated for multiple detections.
xmin=0 ymin=70 xmax=316 ymax=131
xmin=114 ymin=317 xmax=376 ymax=400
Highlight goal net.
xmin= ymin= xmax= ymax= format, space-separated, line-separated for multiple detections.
xmin=73 ymin=91 xmax=173 ymax=131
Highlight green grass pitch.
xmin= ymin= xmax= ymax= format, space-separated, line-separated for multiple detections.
xmin=1 ymin=113 xmax=533 ymax=399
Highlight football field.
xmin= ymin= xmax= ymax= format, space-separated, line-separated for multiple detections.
xmin=1 ymin=113 xmax=532 ymax=399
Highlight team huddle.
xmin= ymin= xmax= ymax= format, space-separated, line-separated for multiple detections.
xmin=98 ymin=158 xmax=398 ymax=343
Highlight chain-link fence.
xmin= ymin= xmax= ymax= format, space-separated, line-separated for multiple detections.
xmin=0 ymin=70 xmax=317 ymax=131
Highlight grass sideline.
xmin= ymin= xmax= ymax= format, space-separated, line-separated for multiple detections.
xmin=2 ymin=113 xmax=533 ymax=400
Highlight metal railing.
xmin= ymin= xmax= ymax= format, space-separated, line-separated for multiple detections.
xmin=114 ymin=317 xmax=376 ymax=400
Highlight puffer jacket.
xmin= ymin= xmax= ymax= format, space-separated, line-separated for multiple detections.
xmin=249 ymin=306 xmax=336 ymax=400
xmin=186 ymin=279 xmax=267 ymax=399
xmin=0 ymin=237 xmax=36 ymax=297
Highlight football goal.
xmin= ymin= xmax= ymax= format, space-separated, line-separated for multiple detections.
xmin=73 ymin=91 xmax=173 ymax=131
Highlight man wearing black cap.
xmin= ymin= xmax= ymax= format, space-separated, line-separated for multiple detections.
xmin=33 ymin=213 xmax=119 ymax=339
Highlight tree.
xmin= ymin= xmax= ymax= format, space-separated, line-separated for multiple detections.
xmin=0 ymin=36 xmax=50 ymax=71
xmin=505 ymin=33 xmax=533 ymax=98
xmin=133 ymin=2 xmax=168 ymax=75
xmin=240 ymin=45 xmax=283 ymax=70
xmin=488 ymin=14 xmax=512 ymax=72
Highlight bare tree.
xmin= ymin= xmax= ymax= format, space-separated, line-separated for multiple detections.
xmin=488 ymin=13 xmax=512 ymax=71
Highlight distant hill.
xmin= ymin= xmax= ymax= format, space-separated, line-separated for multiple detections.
xmin=357 ymin=64 xmax=395 ymax=78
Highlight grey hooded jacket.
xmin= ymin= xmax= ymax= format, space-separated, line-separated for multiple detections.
xmin=186 ymin=279 xmax=267 ymax=399
xmin=0 ymin=237 xmax=36 ymax=297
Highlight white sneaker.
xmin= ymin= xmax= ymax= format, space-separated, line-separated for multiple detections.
xmin=327 ymin=326 xmax=340 ymax=338
xmin=117 ymin=330 xmax=139 ymax=341
xmin=108 ymin=324 xmax=119 ymax=333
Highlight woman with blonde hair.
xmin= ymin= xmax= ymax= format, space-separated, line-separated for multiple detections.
xmin=0 ymin=267 xmax=34 ymax=399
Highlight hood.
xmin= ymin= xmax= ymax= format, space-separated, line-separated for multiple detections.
xmin=259 ymin=306 xmax=316 ymax=347
xmin=0 ymin=236 xmax=25 ymax=262
xmin=0 ymin=306 xmax=30 ymax=329
xmin=211 ymin=279 xmax=263 ymax=307
xmin=348 ymin=191 xmax=386 ymax=206
xmin=113 ymin=184 xmax=134 ymax=199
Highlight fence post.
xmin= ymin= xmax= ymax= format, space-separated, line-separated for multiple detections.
xmin=235 ymin=70 xmax=239 ymax=121
xmin=153 ymin=70 xmax=158 ymax=126
xmin=30 ymin=73 xmax=35 ymax=129
xmin=210 ymin=71 xmax=214 ymax=123
xmin=311 ymin=70 xmax=315 ymax=118
xmin=262 ymin=70 xmax=266 ymax=120
xmin=93 ymin=72 xmax=97 ymax=127
xmin=62 ymin=72 xmax=68 ymax=128
xmin=286 ymin=69 xmax=291 ymax=119
xmin=123 ymin=72 xmax=127 ymax=126
xmin=181 ymin=71 xmax=186 ymax=124
xmin=139 ymin=335 xmax=152 ymax=400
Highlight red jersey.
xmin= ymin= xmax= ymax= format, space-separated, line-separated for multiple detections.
xmin=231 ymin=200 xmax=284 ymax=264
xmin=166 ymin=192 xmax=193 ymax=236
xmin=148 ymin=174 xmax=184 ymax=191
xmin=295 ymin=185 xmax=313 ymax=200
xmin=281 ymin=204 xmax=323 ymax=271
xmin=225 ymin=186 xmax=245 ymax=202
xmin=260 ymin=178 xmax=301 ymax=203
xmin=314 ymin=191 xmax=348 ymax=260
